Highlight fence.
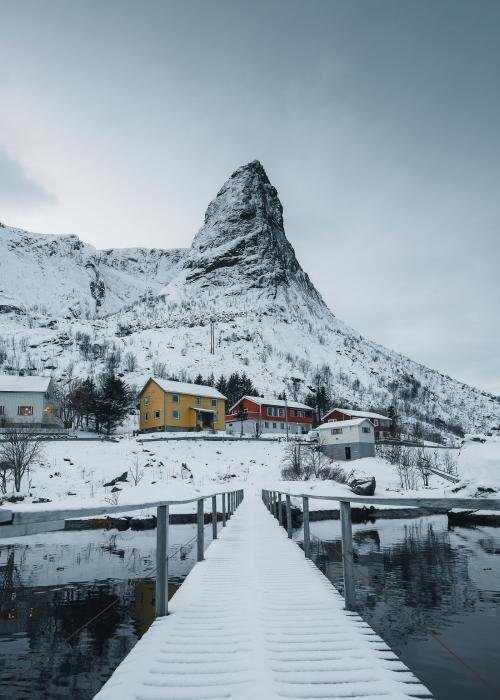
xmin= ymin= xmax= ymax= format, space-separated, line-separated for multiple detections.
xmin=0 ymin=487 xmax=244 ymax=617
xmin=261 ymin=488 xmax=500 ymax=611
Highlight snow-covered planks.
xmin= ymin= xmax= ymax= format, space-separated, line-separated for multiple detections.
xmin=94 ymin=493 xmax=433 ymax=700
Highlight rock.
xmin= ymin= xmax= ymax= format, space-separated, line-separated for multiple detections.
xmin=104 ymin=471 xmax=128 ymax=487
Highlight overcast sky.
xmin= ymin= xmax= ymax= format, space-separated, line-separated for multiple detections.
xmin=0 ymin=0 xmax=499 ymax=393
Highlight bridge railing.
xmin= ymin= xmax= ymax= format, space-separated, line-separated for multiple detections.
xmin=0 ymin=487 xmax=244 ymax=617
xmin=261 ymin=488 xmax=500 ymax=611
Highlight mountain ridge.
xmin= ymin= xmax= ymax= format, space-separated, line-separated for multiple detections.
xmin=0 ymin=162 xmax=498 ymax=438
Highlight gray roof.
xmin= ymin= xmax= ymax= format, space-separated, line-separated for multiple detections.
xmin=0 ymin=375 xmax=52 ymax=393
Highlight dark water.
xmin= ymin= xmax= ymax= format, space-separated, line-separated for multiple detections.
xmin=293 ymin=516 xmax=500 ymax=700
xmin=0 ymin=525 xmax=207 ymax=699
xmin=1 ymin=518 xmax=499 ymax=700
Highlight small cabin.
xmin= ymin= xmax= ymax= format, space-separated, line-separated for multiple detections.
xmin=0 ymin=375 xmax=62 ymax=429
xmin=139 ymin=378 xmax=227 ymax=433
xmin=322 ymin=407 xmax=392 ymax=441
xmin=226 ymin=396 xmax=314 ymax=436
xmin=312 ymin=418 xmax=375 ymax=461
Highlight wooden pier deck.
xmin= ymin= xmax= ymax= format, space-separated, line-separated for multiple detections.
xmin=94 ymin=492 xmax=433 ymax=700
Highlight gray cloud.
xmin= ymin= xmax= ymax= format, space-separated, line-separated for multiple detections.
xmin=0 ymin=0 xmax=498 ymax=393
xmin=0 ymin=146 xmax=55 ymax=210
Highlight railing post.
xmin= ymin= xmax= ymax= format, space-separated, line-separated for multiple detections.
xmin=212 ymin=495 xmax=217 ymax=540
xmin=271 ymin=491 xmax=276 ymax=517
xmin=285 ymin=494 xmax=292 ymax=539
xmin=197 ymin=498 xmax=204 ymax=561
xmin=303 ymin=496 xmax=311 ymax=558
xmin=222 ymin=493 xmax=226 ymax=526
xmin=340 ymin=500 xmax=355 ymax=610
xmin=278 ymin=492 xmax=283 ymax=526
xmin=155 ymin=504 xmax=169 ymax=617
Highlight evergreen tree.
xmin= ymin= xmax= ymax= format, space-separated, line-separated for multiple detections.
xmin=95 ymin=374 xmax=133 ymax=434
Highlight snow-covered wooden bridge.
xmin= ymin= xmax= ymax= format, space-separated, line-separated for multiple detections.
xmin=94 ymin=491 xmax=433 ymax=700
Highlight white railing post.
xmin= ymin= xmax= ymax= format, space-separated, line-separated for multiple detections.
xmin=155 ymin=504 xmax=169 ymax=617
xmin=197 ymin=498 xmax=204 ymax=561
xmin=340 ymin=500 xmax=355 ymax=610
xmin=212 ymin=495 xmax=217 ymax=540
xmin=285 ymin=494 xmax=292 ymax=539
xmin=303 ymin=496 xmax=311 ymax=559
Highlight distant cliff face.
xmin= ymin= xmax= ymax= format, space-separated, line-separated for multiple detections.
xmin=0 ymin=223 xmax=187 ymax=317
xmin=183 ymin=160 xmax=324 ymax=304
xmin=0 ymin=162 xmax=498 ymax=438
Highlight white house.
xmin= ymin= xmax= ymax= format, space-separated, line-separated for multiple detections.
xmin=0 ymin=376 xmax=62 ymax=429
xmin=311 ymin=418 xmax=375 ymax=461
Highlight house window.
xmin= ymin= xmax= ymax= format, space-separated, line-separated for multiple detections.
xmin=18 ymin=406 xmax=33 ymax=416
xmin=273 ymin=422 xmax=277 ymax=429
xmin=196 ymin=397 xmax=201 ymax=405
xmin=172 ymin=394 xmax=179 ymax=403
xmin=373 ymin=419 xmax=379 ymax=426
xmin=211 ymin=399 xmax=217 ymax=407
xmin=362 ymin=426 xmax=371 ymax=433
xmin=0 ymin=406 xmax=4 ymax=416
xmin=155 ymin=410 xmax=161 ymax=419
xmin=280 ymin=423 xmax=285 ymax=429
xmin=331 ymin=427 xmax=343 ymax=435
xmin=145 ymin=412 xmax=149 ymax=421
xmin=173 ymin=409 xmax=179 ymax=419
xmin=143 ymin=396 xmax=150 ymax=405
xmin=265 ymin=421 xmax=269 ymax=428
xmin=268 ymin=406 xmax=284 ymax=417
xmin=305 ymin=411 xmax=311 ymax=417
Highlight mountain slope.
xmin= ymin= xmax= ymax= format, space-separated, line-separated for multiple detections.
xmin=0 ymin=222 xmax=187 ymax=318
xmin=0 ymin=162 xmax=498 ymax=437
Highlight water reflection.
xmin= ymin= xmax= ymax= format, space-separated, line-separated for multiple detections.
xmin=299 ymin=516 xmax=500 ymax=700
xmin=0 ymin=526 xmax=202 ymax=699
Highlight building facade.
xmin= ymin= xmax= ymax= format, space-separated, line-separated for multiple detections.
xmin=139 ymin=378 xmax=226 ymax=432
xmin=0 ymin=376 xmax=62 ymax=428
xmin=226 ymin=396 xmax=314 ymax=436
xmin=312 ymin=417 xmax=375 ymax=460
xmin=322 ymin=408 xmax=393 ymax=441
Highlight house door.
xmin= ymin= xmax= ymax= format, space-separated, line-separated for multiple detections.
xmin=345 ymin=446 xmax=351 ymax=460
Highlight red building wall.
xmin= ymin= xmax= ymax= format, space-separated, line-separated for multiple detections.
xmin=226 ymin=398 xmax=314 ymax=426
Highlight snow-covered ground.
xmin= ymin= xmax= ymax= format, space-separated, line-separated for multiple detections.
xmin=447 ymin=433 xmax=500 ymax=498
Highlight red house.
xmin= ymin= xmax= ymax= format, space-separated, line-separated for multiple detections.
xmin=322 ymin=407 xmax=393 ymax=442
xmin=226 ymin=396 xmax=314 ymax=436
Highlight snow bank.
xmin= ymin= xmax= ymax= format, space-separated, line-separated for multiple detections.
xmin=449 ymin=434 xmax=500 ymax=498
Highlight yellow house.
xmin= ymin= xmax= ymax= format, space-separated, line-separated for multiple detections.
xmin=139 ymin=378 xmax=227 ymax=433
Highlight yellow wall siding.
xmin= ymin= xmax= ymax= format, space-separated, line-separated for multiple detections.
xmin=139 ymin=380 xmax=226 ymax=432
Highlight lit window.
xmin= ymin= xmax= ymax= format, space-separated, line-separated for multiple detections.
xmin=173 ymin=394 xmax=179 ymax=403
xmin=173 ymin=409 xmax=179 ymax=419
xmin=18 ymin=406 xmax=33 ymax=416
xmin=331 ymin=428 xmax=343 ymax=435
xmin=155 ymin=410 xmax=161 ymax=419
xmin=143 ymin=396 xmax=150 ymax=405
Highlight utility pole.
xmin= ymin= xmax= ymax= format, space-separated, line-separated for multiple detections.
xmin=210 ymin=321 xmax=215 ymax=354
xmin=284 ymin=392 xmax=289 ymax=441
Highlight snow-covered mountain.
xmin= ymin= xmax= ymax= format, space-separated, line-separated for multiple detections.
xmin=0 ymin=161 xmax=498 ymax=436
xmin=0 ymin=221 xmax=187 ymax=318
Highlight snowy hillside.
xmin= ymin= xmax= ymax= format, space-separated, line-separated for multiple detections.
xmin=0 ymin=161 xmax=498 ymax=437
xmin=0 ymin=221 xmax=187 ymax=318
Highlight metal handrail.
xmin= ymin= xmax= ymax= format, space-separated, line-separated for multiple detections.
xmin=0 ymin=487 xmax=245 ymax=618
xmin=261 ymin=487 xmax=500 ymax=612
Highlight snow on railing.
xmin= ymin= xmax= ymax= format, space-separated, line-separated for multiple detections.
xmin=261 ymin=487 xmax=500 ymax=611
xmin=0 ymin=487 xmax=244 ymax=617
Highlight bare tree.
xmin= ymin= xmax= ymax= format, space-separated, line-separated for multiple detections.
xmin=124 ymin=351 xmax=137 ymax=372
xmin=303 ymin=442 xmax=329 ymax=479
xmin=0 ymin=460 xmax=12 ymax=494
xmin=0 ymin=428 xmax=43 ymax=492
xmin=129 ymin=455 xmax=144 ymax=485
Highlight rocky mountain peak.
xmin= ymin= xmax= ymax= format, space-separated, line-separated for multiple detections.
xmin=181 ymin=160 xmax=326 ymax=310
